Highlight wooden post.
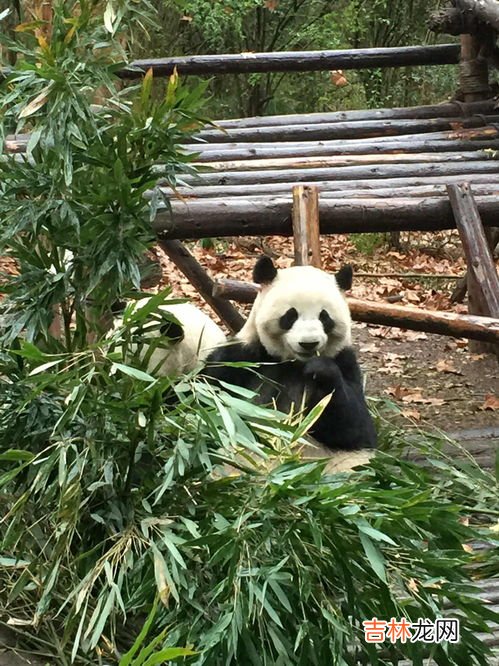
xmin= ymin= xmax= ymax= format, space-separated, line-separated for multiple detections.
xmin=292 ymin=185 xmax=321 ymax=267
xmin=459 ymin=34 xmax=490 ymax=102
xmin=157 ymin=239 xmax=245 ymax=334
xmin=447 ymin=182 xmax=499 ymax=355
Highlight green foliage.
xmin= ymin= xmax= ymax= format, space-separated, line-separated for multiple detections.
xmin=0 ymin=0 xmax=207 ymax=351
xmin=140 ymin=0 xmax=455 ymax=117
xmin=1 ymin=340 xmax=498 ymax=663
xmin=350 ymin=232 xmax=385 ymax=256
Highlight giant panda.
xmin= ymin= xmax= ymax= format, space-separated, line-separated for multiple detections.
xmin=111 ymin=299 xmax=226 ymax=377
xmin=204 ymin=257 xmax=376 ymax=469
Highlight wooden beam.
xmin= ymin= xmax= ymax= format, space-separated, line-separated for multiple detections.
xmin=153 ymin=195 xmax=499 ymax=240
xmin=10 ymin=131 xmax=499 ymax=158
xmin=165 ymin=183 xmax=499 ymax=201
xmin=429 ymin=6 xmax=481 ymax=35
xmin=194 ymin=150 xmax=494 ymax=172
xmin=447 ymin=183 xmax=499 ymax=318
xmin=460 ymin=34 xmax=490 ymax=103
xmin=292 ymin=185 xmax=321 ymax=268
xmin=195 ymin=114 xmax=499 ymax=143
xmin=175 ymin=160 xmax=499 ymax=188
xmin=157 ymin=239 xmax=244 ymax=334
xmin=163 ymin=173 xmax=499 ymax=199
xmin=212 ymin=279 xmax=499 ymax=344
xmin=213 ymin=100 xmax=495 ymax=129
xmin=455 ymin=0 xmax=499 ymax=32
xmin=118 ymin=44 xmax=461 ymax=79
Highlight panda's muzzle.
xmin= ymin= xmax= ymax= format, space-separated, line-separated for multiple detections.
xmin=299 ymin=341 xmax=319 ymax=352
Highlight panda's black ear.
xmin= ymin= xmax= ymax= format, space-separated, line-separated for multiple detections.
xmin=335 ymin=265 xmax=353 ymax=291
xmin=253 ymin=256 xmax=278 ymax=284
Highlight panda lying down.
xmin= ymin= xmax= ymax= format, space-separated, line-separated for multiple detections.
xmin=203 ymin=256 xmax=377 ymax=456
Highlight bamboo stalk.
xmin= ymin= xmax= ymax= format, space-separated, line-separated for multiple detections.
xmin=212 ymin=279 xmax=499 ymax=344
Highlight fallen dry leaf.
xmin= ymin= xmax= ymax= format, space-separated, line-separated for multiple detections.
xmin=435 ymin=359 xmax=462 ymax=375
xmin=404 ymin=330 xmax=428 ymax=342
xmin=479 ymin=394 xmax=499 ymax=411
xmin=407 ymin=578 xmax=419 ymax=592
xmin=385 ymin=385 xmax=445 ymax=406
xmin=330 ymin=70 xmax=348 ymax=87
xmin=359 ymin=343 xmax=378 ymax=353
xmin=400 ymin=408 xmax=422 ymax=421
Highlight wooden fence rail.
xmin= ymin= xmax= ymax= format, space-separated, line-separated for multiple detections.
xmin=118 ymin=44 xmax=461 ymax=79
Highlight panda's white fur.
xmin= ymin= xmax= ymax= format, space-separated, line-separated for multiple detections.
xmin=239 ymin=264 xmax=352 ymax=360
xmin=113 ymin=300 xmax=226 ymax=377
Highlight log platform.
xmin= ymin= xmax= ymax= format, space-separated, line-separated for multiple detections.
xmin=144 ymin=99 xmax=499 ymax=242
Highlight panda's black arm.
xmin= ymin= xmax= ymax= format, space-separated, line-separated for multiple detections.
xmin=202 ymin=340 xmax=267 ymax=387
xmin=304 ymin=356 xmax=377 ymax=450
xmin=333 ymin=347 xmax=363 ymax=384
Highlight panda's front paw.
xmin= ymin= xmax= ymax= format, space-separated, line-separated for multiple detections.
xmin=304 ymin=356 xmax=343 ymax=391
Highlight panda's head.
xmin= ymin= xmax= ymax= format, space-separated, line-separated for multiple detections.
xmin=240 ymin=256 xmax=353 ymax=361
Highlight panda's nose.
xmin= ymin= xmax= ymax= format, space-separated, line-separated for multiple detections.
xmin=299 ymin=341 xmax=319 ymax=352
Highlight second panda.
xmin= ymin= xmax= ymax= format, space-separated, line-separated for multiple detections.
xmin=204 ymin=256 xmax=376 ymax=454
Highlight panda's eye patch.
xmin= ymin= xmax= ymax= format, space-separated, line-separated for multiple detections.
xmin=320 ymin=309 xmax=335 ymax=333
xmin=160 ymin=319 xmax=185 ymax=343
xmin=279 ymin=307 xmax=298 ymax=330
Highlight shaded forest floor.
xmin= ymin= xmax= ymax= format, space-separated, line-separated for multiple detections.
xmin=158 ymin=230 xmax=498 ymax=433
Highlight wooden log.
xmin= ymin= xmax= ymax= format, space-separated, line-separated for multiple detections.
xmin=8 ymin=124 xmax=499 ymax=157
xmin=212 ymin=279 xmax=499 ymax=343
xmin=153 ymin=194 xmax=499 ymax=239
xmin=428 ymin=6 xmax=481 ymax=35
xmin=460 ymin=34 xmax=490 ymax=103
xmin=189 ymin=125 xmax=499 ymax=150
xmin=157 ymin=239 xmax=244 ymax=333
xmin=213 ymin=100 xmax=495 ymax=129
xmin=448 ymin=183 xmax=499 ymax=317
xmin=175 ymin=160 xmax=499 ymax=187
xmin=164 ymin=183 xmax=499 ymax=201
xmin=451 ymin=227 xmax=499 ymax=303
xmin=195 ymin=115 xmax=499 ymax=144
xmin=186 ymin=134 xmax=499 ymax=162
xmin=119 ymin=44 xmax=461 ymax=79
xmin=163 ymin=173 xmax=499 ymax=199
xmin=196 ymin=150 xmax=493 ymax=172
xmin=455 ymin=0 xmax=499 ymax=33
xmin=292 ymin=185 xmax=321 ymax=267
